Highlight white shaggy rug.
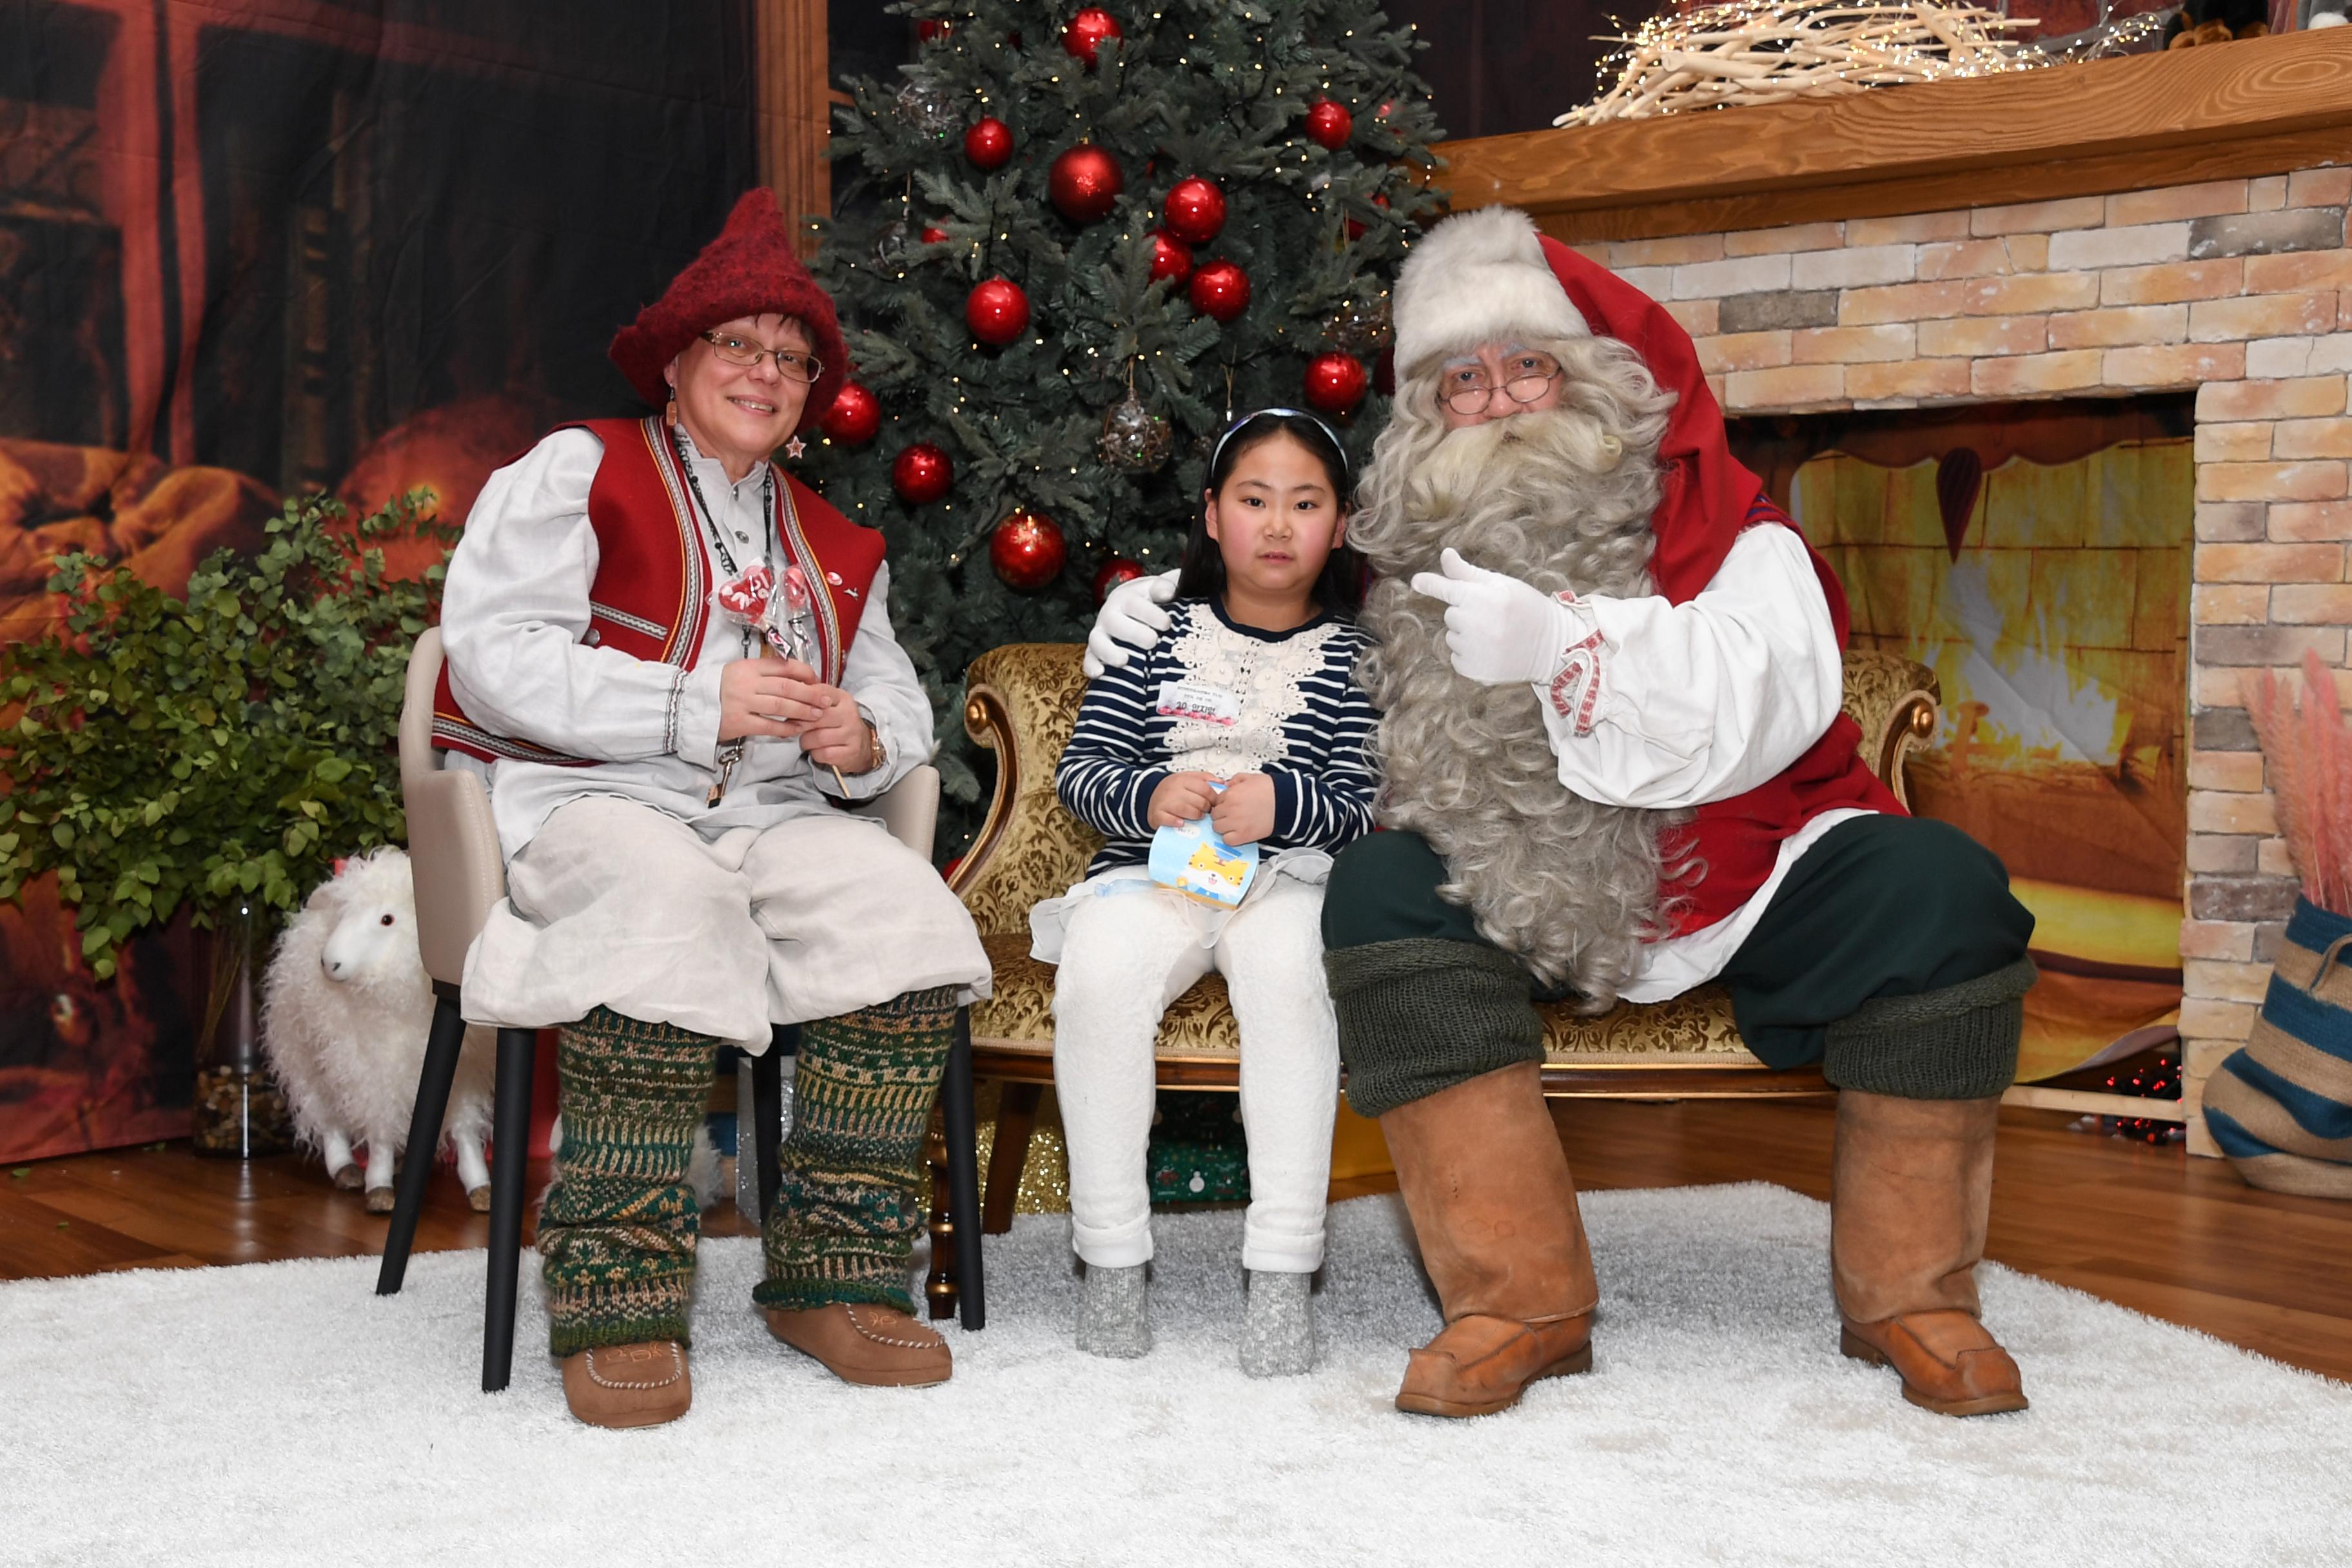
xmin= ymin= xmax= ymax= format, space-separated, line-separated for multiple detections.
xmin=5 ymin=1184 xmax=2347 ymax=1567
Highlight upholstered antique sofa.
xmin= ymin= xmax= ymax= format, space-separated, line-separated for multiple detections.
xmin=946 ymin=642 xmax=1939 ymax=1229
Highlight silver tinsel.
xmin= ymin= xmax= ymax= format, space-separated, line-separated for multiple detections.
xmin=1097 ymin=393 xmax=1176 ymax=473
xmin=1328 ymin=295 xmax=1393 ymax=357
xmin=894 ymin=76 xmax=962 ymax=139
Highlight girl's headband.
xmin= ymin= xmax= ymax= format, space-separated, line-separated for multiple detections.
xmin=1208 ymin=407 xmax=1351 ymax=479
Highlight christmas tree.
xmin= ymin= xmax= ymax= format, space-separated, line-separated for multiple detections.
xmin=801 ymin=0 xmax=1442 ymax=850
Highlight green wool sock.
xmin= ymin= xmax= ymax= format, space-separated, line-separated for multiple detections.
xmin=1822 ymin=957 xmax=2037 ymax=1101
xmin=538 ymin=1006 xmax=713 ymax=1357
xmin=754 ymin=986 xmax=958 ymax=1315
xmin=1324 ymin=937 xmax=1543 ymax=1119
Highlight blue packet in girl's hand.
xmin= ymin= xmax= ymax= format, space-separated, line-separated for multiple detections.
xmin=1148 ymin=783 xmax=1259 ymax=909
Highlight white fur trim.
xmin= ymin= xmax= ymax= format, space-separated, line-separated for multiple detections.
xmin=1392 ymin=206 xmax=1588 ymax=377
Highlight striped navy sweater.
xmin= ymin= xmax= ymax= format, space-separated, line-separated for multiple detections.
xmin=1056 ymin=598 xmax=1380 ymax=877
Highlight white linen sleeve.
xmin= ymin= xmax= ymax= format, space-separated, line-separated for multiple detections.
xmin=440 ymin=427 xmax=728 ymax=767
xmin=1537 ymin=524 xmax=1843 ymax=810
xmin=832 ymin=560 xmax=935 ymax=801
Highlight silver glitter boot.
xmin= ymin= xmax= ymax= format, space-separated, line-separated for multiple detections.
xmin=1075 ymin=1262 xmax=1152 ymax=1358
xmin=1239 ymin=1268 xmax=1317 ymax=1377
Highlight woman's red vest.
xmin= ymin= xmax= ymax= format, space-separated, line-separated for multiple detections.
xmin=431 ymin=416 xmax=885 ymax=767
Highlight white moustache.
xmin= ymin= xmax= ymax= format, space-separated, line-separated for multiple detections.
xmin=1409 ymin=406 xmax=1627 ymax=520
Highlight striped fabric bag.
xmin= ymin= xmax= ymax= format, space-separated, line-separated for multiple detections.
xmin=2203 ymin=897 xmax=2352 ymax=1199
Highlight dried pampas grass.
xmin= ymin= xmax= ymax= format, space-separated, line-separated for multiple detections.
xmin=2245 ymin=653 xmax=2352 ymax=918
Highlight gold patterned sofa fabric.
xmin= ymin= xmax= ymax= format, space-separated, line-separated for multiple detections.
xmin=950 ymin=642 xmax=1938 ymax=1077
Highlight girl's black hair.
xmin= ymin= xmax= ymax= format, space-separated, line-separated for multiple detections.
xmin=1172 ymin=410 xmax=1366 ymax=618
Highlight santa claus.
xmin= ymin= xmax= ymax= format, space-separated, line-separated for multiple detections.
xmin=1089 ymin=206 xmax=2037 ymax=1421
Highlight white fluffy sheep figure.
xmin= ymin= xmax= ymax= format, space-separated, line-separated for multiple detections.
xmin=260 ymin=846 xmax=494 ymax=1211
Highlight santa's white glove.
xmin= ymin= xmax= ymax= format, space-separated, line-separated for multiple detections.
xmin=1083 ymin=568 xmax=1181 ymax=678
xmin=1409 ymin=548 xmax=1587 ymax=687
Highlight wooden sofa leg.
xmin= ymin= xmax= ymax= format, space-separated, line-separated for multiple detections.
xmin=983 ymin=1081 xmax=1041 ymax=1235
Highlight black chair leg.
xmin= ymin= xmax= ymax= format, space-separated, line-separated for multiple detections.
xmin=482 ymin=1025 xmax=538 ymax=1393
xmin=942 ymin=1006 xmax=985 ymax=1331
xmin=753 ymin=1026 xmax=794 ymax=1224
xmin=377 ymin=990 xmax=469 ymax=1297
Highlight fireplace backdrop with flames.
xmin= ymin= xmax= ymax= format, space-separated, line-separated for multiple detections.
xmin=1736 ymin=400 xmax=2195 ymax=1083
xmin=0 ymin=1 xmax=758 ymax=1162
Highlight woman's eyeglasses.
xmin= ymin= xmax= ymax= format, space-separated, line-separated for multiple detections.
xmin=701 ymin=329 xmax=824 ymax=385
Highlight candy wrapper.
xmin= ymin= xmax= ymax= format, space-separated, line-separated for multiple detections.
xmin=712 ymin=560 xmax=848 ymax=792
xmin=1148 ymin=783 xmax=1259 ymax=910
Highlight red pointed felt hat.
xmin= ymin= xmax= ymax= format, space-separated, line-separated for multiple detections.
xmin=609 ymin=188 xmax=847 ymax=430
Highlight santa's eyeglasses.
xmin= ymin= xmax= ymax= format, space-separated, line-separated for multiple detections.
xmin=1438 ymin=351 xmax=1562 ymax=415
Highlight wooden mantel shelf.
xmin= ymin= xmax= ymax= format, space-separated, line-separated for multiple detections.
xmin=1436 ymin=28 xmax=2352 ymax=244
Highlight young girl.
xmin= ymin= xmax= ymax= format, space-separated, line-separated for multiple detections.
xmin=1031 ymin=411 xmax=1377 ymax=1377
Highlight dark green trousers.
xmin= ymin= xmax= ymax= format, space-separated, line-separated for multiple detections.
xmin=1320 ymin=816 xmax=2036 ymax=1112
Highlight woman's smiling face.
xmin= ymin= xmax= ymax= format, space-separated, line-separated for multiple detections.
xmin=665 ymin=313 xmax=812 ymax=475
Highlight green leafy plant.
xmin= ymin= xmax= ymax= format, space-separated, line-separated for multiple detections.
xmin=0 ymin=492 xmax=450 ymax=977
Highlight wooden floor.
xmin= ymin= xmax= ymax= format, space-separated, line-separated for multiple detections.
xmin=6 ymin=1099 xmax=2349 ymax=1384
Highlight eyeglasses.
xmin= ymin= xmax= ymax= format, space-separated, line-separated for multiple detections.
xmin=1438 ymin=351 xmax=1562 ymax=416
xmin=701 ymin=329 xmax=824 ymax=385
xmin=1210 ymin=407 xmax=1351 ymax=476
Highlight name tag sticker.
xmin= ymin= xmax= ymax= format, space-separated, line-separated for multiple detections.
xmin=1157 ymin=680 xmax=1240 ymax=725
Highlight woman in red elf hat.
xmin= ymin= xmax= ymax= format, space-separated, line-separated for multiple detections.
xmin=436 ymin=189 xmax=991 ymax=1429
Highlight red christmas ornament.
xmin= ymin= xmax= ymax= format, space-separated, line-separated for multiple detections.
xmin=1049 ymin=144 xmax=1124 ymax=225
xmin=891 ymin=442 xmax=953 ymax=504
xmin=916 ymin=18 xmax=951 ymax=41
xmin=1092 ymin=555 xmax=1146 ymax=605
xmin=1304 ymin=99 xmax=1353 ymax=150
xmin=964 ymin=117 xmax=1014 ymax=170
xmin=1162 ymin=176 xmax=1227 ymax=246
xmin=921 ymin=225 xmax=951 ymax=244
xmin=1346 ymin=191 xmax=1390 ymax=243
xmin=966 ymin=277 xmax=1032 ymax=345
xmin=1188 ymin=259 xmax=1250 ymax=322
xmin=1147 ymin=230 xmax=1194 ymax=284
xmin=991 ymin=509 xmax=1067 ymax=591
xmin=1302 ymin=353 xmax=1369 ymax=415
xmin=1061 ymin=7 xmax=1122 ymax=66
xmin=819 ymin=382 xmax=881 ymax=444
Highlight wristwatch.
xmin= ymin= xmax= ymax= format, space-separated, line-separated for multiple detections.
xmin=858 ymin=714 xmax=887 ymax=776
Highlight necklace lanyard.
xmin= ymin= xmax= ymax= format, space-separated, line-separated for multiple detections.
xmin=672 ymin=429 xmax=775 ymax=593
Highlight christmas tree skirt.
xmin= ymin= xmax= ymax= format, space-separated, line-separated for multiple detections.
xmin=6 ymin=1186 xmax=2345 ymax=1565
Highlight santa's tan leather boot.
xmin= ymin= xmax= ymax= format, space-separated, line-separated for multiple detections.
xmin=558 ymin=1340 xmax=692 ymax=1429
xmin=1832 ymin=1090 xmax=2027 ymax=1417
xmin=1382 ymin=1061 xmax=1596 ymax=1417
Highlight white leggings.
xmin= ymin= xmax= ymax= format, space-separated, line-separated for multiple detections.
xmin=1051 ymin=877 xmax=1338 ymax=1274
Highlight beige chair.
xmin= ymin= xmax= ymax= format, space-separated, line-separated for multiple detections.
xmin=946 ymin=642 xmax=1940 ymax=1230
xmin=375 ymin=628 xmax=984 ymax=1391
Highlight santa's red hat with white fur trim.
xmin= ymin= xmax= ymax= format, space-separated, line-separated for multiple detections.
xmin=1390 ymin=204 xmax=1778 ymax=605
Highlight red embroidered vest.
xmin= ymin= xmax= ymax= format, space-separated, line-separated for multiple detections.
xmin=432 ymin=416 xmax=886 ymax=766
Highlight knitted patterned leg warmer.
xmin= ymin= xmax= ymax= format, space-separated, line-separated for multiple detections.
xmin=538 ymin=1007 xmax=713 ymax=1357
xmin=754 ymin=986 xmax=958 ymax=1315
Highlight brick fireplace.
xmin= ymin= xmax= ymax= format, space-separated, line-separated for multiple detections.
xmin=1440 ymin=30 xmax=2352 ymax=1151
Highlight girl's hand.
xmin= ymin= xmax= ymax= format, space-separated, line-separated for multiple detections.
xmin=1148 ymin=770 xmax=1222 ymax=828
xmin=1210 ymin=772 xmax=1277 ymax=845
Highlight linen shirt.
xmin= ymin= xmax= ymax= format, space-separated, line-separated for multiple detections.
xmin=1526 ymin=524 xmax=1871 ymax=1002
xmin=440 ymin=426 xmax=932 ymax=861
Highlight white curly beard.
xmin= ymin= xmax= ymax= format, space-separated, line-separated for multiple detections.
xmin=1350 ymin=341 xmax=1683 ymax=1006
